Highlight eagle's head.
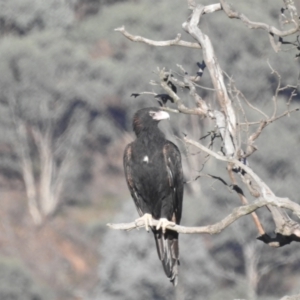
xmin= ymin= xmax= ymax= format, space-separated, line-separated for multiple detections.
xmin=132 ymin=107 xmax=170 ymax=136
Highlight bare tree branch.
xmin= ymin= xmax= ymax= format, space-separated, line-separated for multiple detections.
xmin=108 ymin=197 xmax=269 ymax=234
xmin=183 ymin=135 xmax=300 ymax=238
xmin=108 ymin=195 xmax=300 ymax=246
xmin=280 ymin=294 xmax=300 ymax=300
xmin=114 ymin=26 xmax=201 ymax=49
xmin=158 ymin=68 xmax=209 ymax=116
xmin=220 ymin=0 xmax=299 ymax=53
xmin=182 ymin=4 xmax=237 ymax=156
xmin=115 ymin=0 xmax=300 ymax=256
xmin=227 ymin=163 xmax=266 ymax=236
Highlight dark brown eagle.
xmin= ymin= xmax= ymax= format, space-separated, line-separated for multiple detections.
xmin=123 ymin=107 xmax=184 ymax=286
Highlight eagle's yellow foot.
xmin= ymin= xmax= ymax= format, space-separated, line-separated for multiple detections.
xmin=135 ymin=213 xmax=153 ymax=232
xmin=156 ymin=218 xmax=175 ymax=233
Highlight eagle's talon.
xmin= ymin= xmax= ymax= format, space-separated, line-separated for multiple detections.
xmin=156 ymin=218 xmax=175 ymax=233
xmin=135 ymin=213 xmax=153 ymax=232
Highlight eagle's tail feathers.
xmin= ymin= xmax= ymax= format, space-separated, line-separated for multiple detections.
xmin=153 ymin=229 xmax=179 ymax=286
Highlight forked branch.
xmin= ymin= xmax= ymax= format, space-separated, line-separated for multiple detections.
xmin=114 ymin=1 xmax=300 ymax=250
xmin=220 ymin=0 xmax=300 ymax=52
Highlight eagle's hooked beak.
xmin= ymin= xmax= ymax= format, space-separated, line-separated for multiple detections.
xmin=152 ymin=111 xmax=170 ymax=121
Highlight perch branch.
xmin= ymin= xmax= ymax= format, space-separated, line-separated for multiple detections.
xmin=108 ymin=197 xmax=269 ymax=234
xmin=108 ymin=197 xmax=300 ymax=247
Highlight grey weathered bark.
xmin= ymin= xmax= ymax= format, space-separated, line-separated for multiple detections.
xmin=108 ymin=196 xmax=300 ymax=234
xmin=111 ymin=2 xmax=300 ymax=299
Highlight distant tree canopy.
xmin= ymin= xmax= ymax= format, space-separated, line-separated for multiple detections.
xmin=0 ymin=0 xmax=125 ymax=223
xmin=0 ymin=0 xmax=300 ymax=299
xmin=0 ymin=0 xmax=75 ymax=35
xmin=0 ymin=258 xmax=49 ymax=300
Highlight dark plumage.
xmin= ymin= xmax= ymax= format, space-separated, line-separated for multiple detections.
xmin=123 ymin=107 xmax=184 ymax=286
xmin=131 ymin=93 xmax=140 ymax=98
xmin=196 ymin=61 xmax=206 ymax=77
xmin=155 ymin=94 xmax=174 ymax=106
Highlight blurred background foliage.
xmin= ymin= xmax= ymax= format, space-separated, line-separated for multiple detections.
xmin=0 ymin=0 xmax=299 ymax=299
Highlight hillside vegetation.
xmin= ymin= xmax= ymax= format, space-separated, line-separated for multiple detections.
xmin=0 ymin=1 xmax=299 ymax=299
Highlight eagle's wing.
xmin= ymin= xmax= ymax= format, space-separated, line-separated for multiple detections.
xmin=163 ymin=141 xmax=184 ymax=224
xmin=151 ymin=140 xmax=183 ymax=286
xmin=123 ymin=143 xmax=144 ymax=217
